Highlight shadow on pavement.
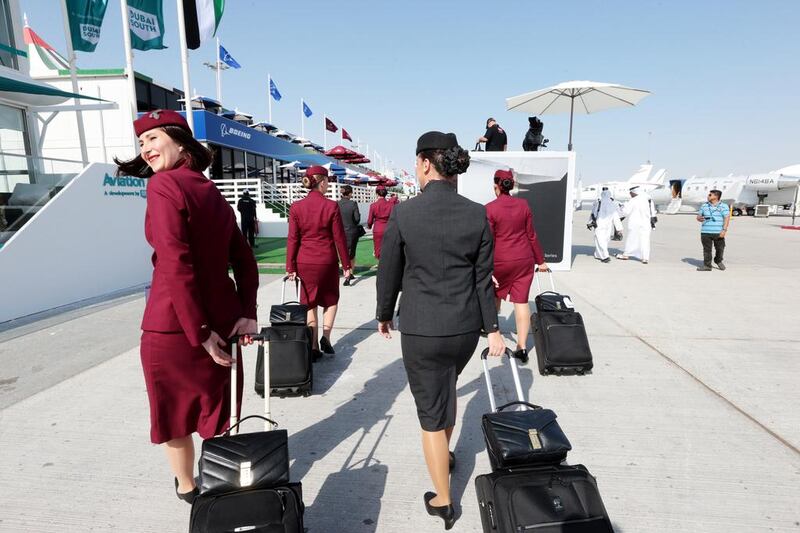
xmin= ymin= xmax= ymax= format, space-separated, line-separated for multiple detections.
xmin=681 ymin=257 xmax=705 ymax=268
xmin=290 ymin=358 xmax=407 ymax=531
xmin=314 ymin=320 xmax=376 ymax=395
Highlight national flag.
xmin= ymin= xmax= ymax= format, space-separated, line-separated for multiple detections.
xmin=342 ymin=128 xmax=352 ymax=142
xmin=303 ymin=101 xmax=313 ymax=118
xmin=269 ymin=78 xmax=281 ymax=101
xmin=65 ymin=0 xmax=109 ymax=52
xmin=182 ymin=0 xmax=225 ymax=50
xmin=24 ymin=25 xmax=70 ymax=72
xmin=128 ymin=0 xmax=166 ymax=51
xmin=325 ymin=118 xmax=338 ymax=133
xmin=218 ymin=44 xmax=240 ymax=68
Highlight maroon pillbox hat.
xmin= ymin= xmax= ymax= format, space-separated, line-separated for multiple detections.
xmin=134 ymin=109 xmax=191 ymax=137
xmin=494 ymin=169 xmax=514 ymax=181
xmin=305 ymin=165 xmax=329 ymax=178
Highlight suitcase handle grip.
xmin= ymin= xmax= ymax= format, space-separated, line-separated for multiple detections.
xmin=480 ymin=347 xmax=516 ymax=360
xmin=224 ymin=415 xmax=278 ymax=436
xmin=534 ymin=266 xmax=556 ymax=293
xmin=281 ymin=276 xmax=303 ymax=304
xmin=496 ymin=400 xmax=541 ymax=412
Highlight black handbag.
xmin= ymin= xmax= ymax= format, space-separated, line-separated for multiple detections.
xmin=480 ymin=348 xmax=572 ymax=471
xmin=269 ymin=277 xmax=308 ymax=325
xmin=482 ymin=401 xmax=572 ymax=469
xmin=534 ymin=291 xmax=574 ymax=313
xmin=357 ymin=224 xmax=366 ymax=237
xmin=198 ymin=416 xmax=289 ymax=496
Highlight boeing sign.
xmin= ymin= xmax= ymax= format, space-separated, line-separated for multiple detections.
xmin=220 ymin=123 xmax=252 ymax=140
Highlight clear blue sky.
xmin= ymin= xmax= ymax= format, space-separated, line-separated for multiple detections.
xmin=21 ymin=0 xmax=800 ymax=182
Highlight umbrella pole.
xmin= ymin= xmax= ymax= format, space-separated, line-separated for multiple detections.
xmin=568 ymin=97 xmax=575 ymax=151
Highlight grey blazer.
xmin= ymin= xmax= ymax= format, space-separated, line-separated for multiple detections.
xmin=376 ymin=180 xmax=499 ymax=336
xmin=337 ymin=198 xmax=361 ymax=235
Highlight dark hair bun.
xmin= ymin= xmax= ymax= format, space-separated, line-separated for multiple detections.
xmin=441 ymin=146 xmax=470 ymax=176
xmin=500 ymin=178 xmax=514 ymax=192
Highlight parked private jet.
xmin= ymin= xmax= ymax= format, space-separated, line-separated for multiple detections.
xmin=580 ymin=164 xmax=667 ymax=204
xmin=650 ymin=164 xmax=800 ymax=216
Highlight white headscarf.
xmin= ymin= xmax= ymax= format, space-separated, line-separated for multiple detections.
xmin=596 ymin=189 xmax=617 ymax=219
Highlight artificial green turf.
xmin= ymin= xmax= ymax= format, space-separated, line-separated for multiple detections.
xmin=253 ymin=237 xmax=379 ymax=272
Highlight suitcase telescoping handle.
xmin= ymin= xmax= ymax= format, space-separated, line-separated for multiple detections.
xmin=534 ymin=265 xmax=556 ymax=294
xmin=229 ymin=330 xmax=276 ymax=435
xmin=281 ymin=275 xmax=303 ymax=304
xmin=480 ymin=348 xmax=532 ymax=413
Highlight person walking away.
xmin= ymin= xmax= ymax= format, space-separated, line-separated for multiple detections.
xmin=337 ymin=184 xmax=362 ymax=285
xmin=590 ymin=187 xmax=623 ymax=262
xmin=367 ymin=185 xmax=394 ymax=259
xmin=115 ymin=110 xmax=259 ymax=504
xmin=617 ymin=186 xmax=656 ymax=264
xmin=696 ymin=189 xmax=730 ymax=271
xmin=477 ymin=117 xmax=507 ymax=152
xmin=286 ymin=166 xmax=353 ymax=357
xmin=237 ymin=190 xmax=258 ymax=247
xmin=485 ymin=169 xmax=548 ymax=362
xmin=377 ymin=131 xmax=506 ymax=530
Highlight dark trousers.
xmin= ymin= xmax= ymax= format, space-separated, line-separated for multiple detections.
xmin=241 ymin=220 xmax=256 ymax=247
xmin=701 ymin=233 xmax=725 ymax=267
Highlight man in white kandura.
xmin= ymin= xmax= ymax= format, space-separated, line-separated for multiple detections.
xmin=590 ymin=187 xmax=623 ymax=263
xmin=617 ymin=186 xmax=656 ymax=264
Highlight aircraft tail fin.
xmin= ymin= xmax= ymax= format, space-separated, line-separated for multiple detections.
xmin=628 ymin=164 xmax=653 ymax=183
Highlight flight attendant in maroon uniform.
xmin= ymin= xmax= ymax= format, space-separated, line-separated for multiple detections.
xmin=115 ymin=110 xmax=259 ymax=504
xmin=367 ymin=185 xmax=394 ymax=258
xmin=485 ymin=169 xmax=548 ymax=362
xmin=286 ymin=166 xmax=352 ymax=356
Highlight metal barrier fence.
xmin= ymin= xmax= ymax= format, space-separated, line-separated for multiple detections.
xmin=214 ymin=179 xmax=378 ymax=215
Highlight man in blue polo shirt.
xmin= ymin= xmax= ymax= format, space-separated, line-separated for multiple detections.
xmin=696 ymin=189 xmax=730 ymax=271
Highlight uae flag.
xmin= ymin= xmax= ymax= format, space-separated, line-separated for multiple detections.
xmin=24 ymin=25 xmax=70 ymax=73
xmin=325 ymin=117 xmax=338 ymax=133
xmin=342 ymin=128 xmax=353 ymax=142
xmin=182 ymin=0 xmax=225 ymax=50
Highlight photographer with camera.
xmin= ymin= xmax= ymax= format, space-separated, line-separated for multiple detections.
xmin=477 ymin=118 xmax=507 ymax=152
xmin=589 ymin=187 xmax=623 ymax=263
xmin=695 ymin=189 xmax=730 ymax=271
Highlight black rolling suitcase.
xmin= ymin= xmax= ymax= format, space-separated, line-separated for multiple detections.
xmin=479 ymin=348 xmax=571 ymax=471
xmin=255 ymin=278 xmax=313 ymax=398
xmin=531 ymin=269 xmax=593 ymax=375
xmin=191 ymin=333 xmax=305 ymax=533
xmin=475 ymin=464 xmax=614 ymax=533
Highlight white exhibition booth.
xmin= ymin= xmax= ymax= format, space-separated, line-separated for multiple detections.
xmin=0 ymin=164 xmax=152 ymax=323
xmin=459 ymin=151 xmax=576 ymax=271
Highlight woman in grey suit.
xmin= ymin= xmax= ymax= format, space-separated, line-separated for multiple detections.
xmin=376 ymin=131 xmax=506 ymax=529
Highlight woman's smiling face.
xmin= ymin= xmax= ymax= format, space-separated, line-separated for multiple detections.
xmin=139 ymin=128 xmax=184 ymax=173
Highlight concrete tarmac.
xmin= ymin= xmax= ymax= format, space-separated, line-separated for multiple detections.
xmin=0 ymin=214 xmax=798 ymax=532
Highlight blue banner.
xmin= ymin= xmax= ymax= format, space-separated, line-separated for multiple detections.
xmin=303 ymin=101 xmax=313 ymax=118
xmin=219 ymin=44 xmax=241 ymax=68
xmin=270 ymin=78 xmax=281 ymax=101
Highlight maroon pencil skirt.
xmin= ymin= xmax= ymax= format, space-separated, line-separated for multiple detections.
xmin=140 ymin=331 xmax=243 ymax=444
xmin=297 ymin=261 xmax=340 ymax=308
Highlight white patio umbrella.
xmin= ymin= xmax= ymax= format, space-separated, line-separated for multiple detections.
xmin=279 ymin=160 xmax=301 ymax=169
xmin=505 ymin=80 xmax=650 ymax=150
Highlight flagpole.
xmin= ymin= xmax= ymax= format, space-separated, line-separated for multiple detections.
xmin=300 ymin=98 xmax=305 ymax=138
xmin=175 ymin=0 xmax=195 ymax=132
xmin=323 ymin=114 xmax=327 ymax=150
xmin=60 ymin=0 xmax=89 ymax=165
xmin=215 ymin=36 xmax=222 ymax=104
xmin=267 ymin=73 xmax=272 ymax=124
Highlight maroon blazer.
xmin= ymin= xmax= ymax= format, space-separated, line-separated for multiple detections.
xmin=286 ymin=190 xmax=352 ymax=271
xmin=367 ymin=197 xmax=394 ymax=229
xmin=142 ymin=165 xmax=259 ymax=347
xmin=485 ymin=193 xmax=545 ymax=264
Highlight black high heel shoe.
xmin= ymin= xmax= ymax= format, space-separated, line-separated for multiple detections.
xmin=424 ymin=492 xmax=455 ymax=530
xmin=174 ymin=477 xmax=199 ymax=504
xmin=320 ymin=336 xmax=335 ymax=355
xmin=514 ymin=348 xmax=529 ymax=364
